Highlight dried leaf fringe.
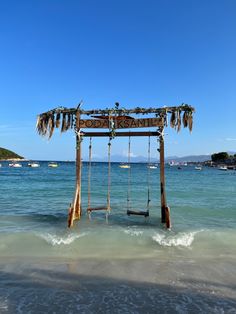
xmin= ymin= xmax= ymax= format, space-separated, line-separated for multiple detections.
xmin=56 ymin=113 xmax=61 ymax=128
xmin=170 ymin=111 xmax=176 ymax=128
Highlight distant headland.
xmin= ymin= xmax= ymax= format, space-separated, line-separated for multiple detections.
xmin=0 ymin=147 xmax=24 ymax=161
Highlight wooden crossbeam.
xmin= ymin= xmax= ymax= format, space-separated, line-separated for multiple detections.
xmin=82 ymin=131 xmax=161 ymax=137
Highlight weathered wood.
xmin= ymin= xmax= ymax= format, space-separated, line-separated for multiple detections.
xmin=39 ymin=104 xmax=195 ymax=116
xmin=127 ymin=210 xmax=149 ymax=217
xmin=91 ymin=115 xmax=134 ymax=120
xmin=165 ymin=206 xmax=171 ymax=229
xmin=87 ymin=206 xmax=109 ymax=211
xmin=159 ymin=129 xmax=167 ymax=223
xmin=79 ymin=117 xmax=164 ymax=129
xmin=68 ymin=112 xmax=82 ymax=227
xmin=83 ymin=131 xmax=161 ymax=137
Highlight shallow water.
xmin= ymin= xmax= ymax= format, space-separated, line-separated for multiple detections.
xmin=0 ymin=161 xmax=236 ymax=313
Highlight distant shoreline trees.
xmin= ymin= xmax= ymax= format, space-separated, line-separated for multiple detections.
xmin=211 ymin=152 xmax=236 ymax=164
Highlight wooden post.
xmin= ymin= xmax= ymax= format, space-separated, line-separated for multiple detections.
xmin=159 ymin=128 xmax=167 ymax=223
xmin=68 ymin=111 xmax=82 ymax=227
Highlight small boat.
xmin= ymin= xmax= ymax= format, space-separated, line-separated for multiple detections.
xmin=218 ymin=166 xmax=227 ymax=171
xmin=119 ymin=164 xmax=130 ymax=169
xmin=0 ymin=163 xmax=2 ymax=167
xmin=48 ymin=162 xmax=58 ymax=168
xmin=28 ymin=162 xmax=40 ymax=168
xmin=9 ymin=163 xmax=22 ymax=168
xmin=148 ymin=165 xmax=157 ymax=169
xmin=195 ymin=166 xmax=202 ymax=171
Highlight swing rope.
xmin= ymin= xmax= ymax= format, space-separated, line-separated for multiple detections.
xmin=87 ymin=137 xmax=112 ymax=219
xmin=127 ymin=134 xmax=131 ymax=211
xmin=107 ymin=137 xmax=112 ymax=212
xmin=147 ymin=134 xmax=151 ymax=212
xmin=127 ymin=134 xmax=150 ymax=218
xmin=87 ymin=137 xmax=92 ymax=211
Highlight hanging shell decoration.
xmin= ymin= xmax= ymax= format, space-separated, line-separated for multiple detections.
xmin=36 ymin=104 xmax=195 ymax=139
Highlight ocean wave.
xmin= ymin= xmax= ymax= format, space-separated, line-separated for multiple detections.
xmin=38 ymin=232 xmax=88 ymax=246
xmin=123 ymin=228 xmax=143 ymax=236
xmin=152 ymin=230 xmax=202 ymax=247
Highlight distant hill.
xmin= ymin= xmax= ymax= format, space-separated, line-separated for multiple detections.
xmin=90 ymin=154 xmax=211 ymax=163
xmin=165 ymin=155 xmax=211 ymax=163
xmin=0 ymin=147 xmax=23 ymax=160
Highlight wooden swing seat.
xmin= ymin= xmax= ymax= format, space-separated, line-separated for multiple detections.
xmin=87 ymin=206 xmax=110 ymax=212
xmin=127 ymin=210 xmax=149 ymax=217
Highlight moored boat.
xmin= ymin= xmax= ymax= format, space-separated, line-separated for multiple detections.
xmin=218 ymin=166 xmax=227 ymax=171
xmin=28 ymin=162 xmax=40 ymax=168
xmin=195 ymin=166 xmax=202 ymax=171
xmin=48 ymin=162 xmax=58 ymax=168
xmin=9 ymin=163 xmax=22 ymax=168
xmin=119 ymin=164 xmax=130 ymax=169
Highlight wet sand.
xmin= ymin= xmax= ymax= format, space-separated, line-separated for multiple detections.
xmin=0 ymin=256 xmax=236 ymax=313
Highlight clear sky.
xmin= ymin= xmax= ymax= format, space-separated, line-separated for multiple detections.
xmin=0 ymin=0 xmax=235 ymax=161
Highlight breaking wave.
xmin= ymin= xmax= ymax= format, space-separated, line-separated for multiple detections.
xmin=38 ymin=232 xmax=88 ymax=246
xmin=152 ymin=230 xmax=203 ymax=247
xmin=123 ymin=228 xmax=143 ymax=236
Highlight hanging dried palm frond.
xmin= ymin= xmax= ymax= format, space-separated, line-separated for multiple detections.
xmin=176 ymin=110 xmax=181 ymax=132
xmin=70 ymin=114 xmax=74 ymax=129
xmin=55 ymin=113 xmax=61 ymax=128
xmin=164 ymin=110 xmax=168 ymax=127
xmin=65 ymin=113 xmax=71 ymax=131
xmin=48 ymin=114 xmax=55 ymax=139
xmin=170 ymin=111 xmax=176 ymax=128
xmin=182 ymin=111 xmax=188 ymax=128
xmin=36 ymin=115 xmax=42 ymax=135
xmin=61 ymin=113 xmax=67 ymax=132
xmin=38 ymin=114 xmax=48 ymax=136
xmin=188 ymin=111 xmax=193 ymax=132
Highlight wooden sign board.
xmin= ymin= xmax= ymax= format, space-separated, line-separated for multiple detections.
xmin=79 ymin=118 xmax=164 ymax=129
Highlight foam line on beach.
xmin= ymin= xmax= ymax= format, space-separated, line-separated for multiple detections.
xmin=38 ymin=232 xmax=88 ymax=246
xmin=152 ymin=230 xmax=204 ymax=247
xmin=123 ymin=227 xmax=144 ymax=237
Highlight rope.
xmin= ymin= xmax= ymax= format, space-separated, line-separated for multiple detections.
xmin=107 ymin=137 xmax=112 ymax=213
xmin=127 ymin=134 xmax=131 ymax=211
xmin=147 ymin=134 xmax=151 ymax=212
xmin=87 ymin=137 xmax=92 ymax=216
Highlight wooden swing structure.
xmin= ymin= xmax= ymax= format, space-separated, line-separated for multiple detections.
xmin=36 ymin=102 xmax=195 ymax=228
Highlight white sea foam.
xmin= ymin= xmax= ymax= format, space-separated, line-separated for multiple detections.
xmin=39 ymin=232 xmax=88 ymax=246
xmin=0 ymin=297 xmax=8 ymax=312
xmin=152 ymin=230 xmax=202 ymax=247
xmin=124 ymin=228 xmax=143 ymax=236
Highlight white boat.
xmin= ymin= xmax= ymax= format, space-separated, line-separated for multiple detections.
xmin=148 ymin=165 xmax=157 ymax=169
xmin=195 ymin=166 xmax=202 ymax=171
xmin=28 ymin=162 xmax=40 ymax=168
xmin=48 ymin=162 xmax=58 ymax=168
xmin=119 ymin=164 xmax=130 ymax=169
xmin=0 ymin=164 xmax=2 ymax=167
xmin=218 ymin=166 xmax=227 ymax=171
xmin=9 ymin=163 xmax=22 ymax=168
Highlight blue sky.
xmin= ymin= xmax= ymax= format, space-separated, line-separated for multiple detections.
xmin=0 ymin=0 xmax=235 ymax=160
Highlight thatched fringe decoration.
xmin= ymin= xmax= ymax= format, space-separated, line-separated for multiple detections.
xmin=182 ymin=111 xmax=188 ymax=128
xmin=170 ymin=111 xmax=176 ymax=128
xmin=37 ymin=114 xmax=49 ymax=136
xmin=65 ymin=113 xmax=71 ymax=131
xmin=176 ymin=110 xmax=181 ymax=132
xmin=48 ymin=114 xmax=55 ymax=139
xmin=188 ymin=111 xmax=193 ymax=132
xmin=70 ymin=114 xmax=74 ymax=129
xmin=61 ymin=113 xmax=67 ymax=132
xmin=56 ymin=113 xmax=61 ymax=128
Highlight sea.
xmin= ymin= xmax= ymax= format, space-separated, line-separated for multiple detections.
xmin=0 ymin=161 xmax=236 ymax=313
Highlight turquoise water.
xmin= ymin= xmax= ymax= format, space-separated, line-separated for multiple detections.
xmin=0 ymin=161 xmax=236 ymax=313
